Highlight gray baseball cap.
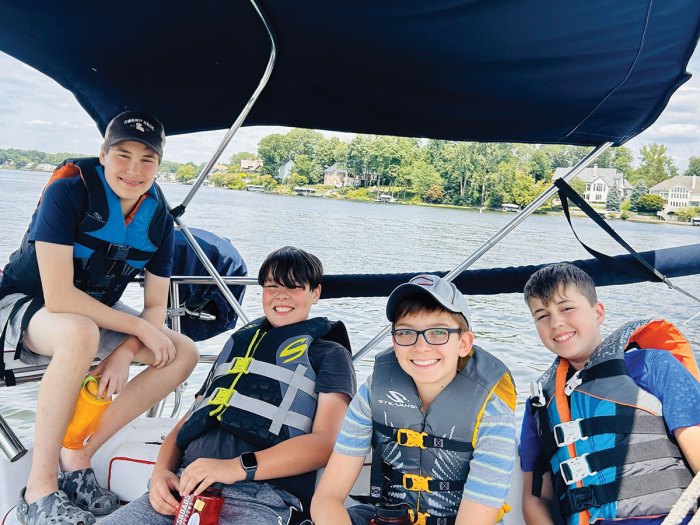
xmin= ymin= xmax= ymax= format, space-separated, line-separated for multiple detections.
xmin=386 ymin=274 xmax=471 ymax=328
xmin=103 ymin=110 xmax=165 ymax=158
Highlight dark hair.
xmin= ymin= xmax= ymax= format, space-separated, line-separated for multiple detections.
xmin=393 ymin=294 xmax=469 ymax=332
xmin=524 ymin=263 xmax=597 ymax=307
xmin=257 ymin=246 xmax=323 ymax=289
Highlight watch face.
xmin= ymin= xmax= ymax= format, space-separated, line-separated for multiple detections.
xmin=241 ymin=453 xmax=257 ymax=469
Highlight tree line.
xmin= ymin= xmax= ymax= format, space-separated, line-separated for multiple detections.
xmin=207 ymin=129 xmax=700 ymax=214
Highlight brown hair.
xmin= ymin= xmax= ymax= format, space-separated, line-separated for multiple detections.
xmin=524 ymin=262 xmax=597 ymax=307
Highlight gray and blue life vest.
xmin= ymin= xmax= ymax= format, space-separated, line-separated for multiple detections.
xmin=530 ymin=319 xmax=697 ymax=525
xmin=0 ymin=158 xmax=167 ymax=380
xmin=176 ymin=315 xmax=351 ymax=509
xmin=370 ymin=346 xmax=514 ymax=525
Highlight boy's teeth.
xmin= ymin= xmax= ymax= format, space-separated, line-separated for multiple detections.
xmin=554 ymin=332 xmax=574 ymax=342
xmin=412 ymin=359 xmax=438 ymax=366
xmin=275 ymin=306 xmax=293 ymax=312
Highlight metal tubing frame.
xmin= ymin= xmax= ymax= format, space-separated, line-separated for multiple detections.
xmin=350 ymin=142 xmax=614 ymax=363
xmin=167 ymin=0 xmax=277 ymax=328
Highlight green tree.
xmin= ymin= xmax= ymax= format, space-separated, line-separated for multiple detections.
xmin=250 ymin=174 xmax=279 ymax=191
xmin=634 ymin=143 xmax=677 ymax=186
xmin=257 ymin=134 xmax=290 ymax=176
xmin=685 ymin=156 xmax=700 ymax=177
xmin=629 ymin=181 xmax=647 ymax=212
xmin=605 ymin=185 xmax=621 ymax=212
xmin=424 ymin=184 xmax=446 ymax=203
xmin=676 ymin=207 xmax=699 ymax=222
xmin=569 ymin=177 xmax=586 ymax=196
xmin=408 ymin=160 xmax=442 ymax=201
xmin=292 ymin=154 xmax=323 ymax=183
xmin=316 ymin=137 xmax=348 ymax=169
xmin=175 ymin=163 xmax=197 ymax=183
xmin=287 ymin=173 xmax=309 ymax=187
xmin=636 ymin=194 xmax=664 ymax=214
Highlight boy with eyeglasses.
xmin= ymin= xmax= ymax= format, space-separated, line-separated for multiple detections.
xmin=312 ymin=274 xmax=516 ymax=525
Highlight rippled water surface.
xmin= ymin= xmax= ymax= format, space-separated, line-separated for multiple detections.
xmin=1 ymin=170 xmax=698 ymax=440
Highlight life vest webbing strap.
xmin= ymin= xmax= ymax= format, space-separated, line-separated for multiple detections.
xmin=203 ymin=388 xmax=314 ymax=435
xmin=554 ymin=438 xmax=683 ymax=487
xmin=382 ymin=462 xmax=467 ymax=493
xmin=75 ymin=232 xmax=154 ymax=261
xmin=373 ymin=421 xmax=474 ymax=453
xmin=211 ymin=359 xmax=317 ymax=398
xmin=575 ymin=359 xmax=628 ymax=387
xmin=560 ymin=468 xmax=691 ymax=516
xmin=542 ymin=412 xmax=668 ymax=457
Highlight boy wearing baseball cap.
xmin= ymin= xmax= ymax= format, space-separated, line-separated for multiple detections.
xmin=312 ymin=274 xmax=516 ymax=525
xmin=0 ymin=110 xmax=198 ymax=525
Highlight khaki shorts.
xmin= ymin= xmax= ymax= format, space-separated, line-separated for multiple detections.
xmin=0 ymin=292 xmax=137 ymax=365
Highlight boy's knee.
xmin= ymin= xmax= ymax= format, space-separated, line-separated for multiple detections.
xmin=173 ymin=333 xmax=199 ymax=369
xmin=58 ymin=316 xmax=101 ymax=358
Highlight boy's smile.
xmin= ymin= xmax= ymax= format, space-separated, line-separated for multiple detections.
xmin=262 ymin=279 xmax=320 ymax=327
xmin=529 ymin=285 xmax=605 ymax=370
xmin=393 ymin=311 xmax=472 ymax=401
xmin=99 ymin=140 xmax=159 ymax=215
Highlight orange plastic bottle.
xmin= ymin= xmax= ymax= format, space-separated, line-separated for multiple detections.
xmin=63 ymin=376 xmax=112 ymax=449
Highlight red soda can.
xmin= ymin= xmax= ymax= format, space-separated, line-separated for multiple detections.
xmin=173 ymin=489 xmax=224 ymax=525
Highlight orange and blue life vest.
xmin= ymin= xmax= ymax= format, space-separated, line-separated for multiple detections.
xmin=530 ymin=319 xmax=699 ymax=525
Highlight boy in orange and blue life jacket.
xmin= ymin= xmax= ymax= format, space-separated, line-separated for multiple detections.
xmin=519 ymin=263 xmax=700 ymax=525
xmin=0 ymin=111 xmax=199 ymax=525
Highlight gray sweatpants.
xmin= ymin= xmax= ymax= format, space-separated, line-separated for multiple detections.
xmin=100 ymin=482 xmax=302 ymax=525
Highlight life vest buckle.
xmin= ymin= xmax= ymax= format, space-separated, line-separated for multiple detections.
xmin=564 ymin=370 xmax=583 ymax=396
xmin=530 ymin=381 xmax=546 ymax=407
xmin=397 ymin=428 xmax=427 ymax=448
xmin=553 ymin=419 xmax=587 ymax=447
xmin=209 ymin=387 xmax=235 ymax=407
xmin=560 ymin=453 xmax=596 ymax=485
xmin=403 ymin=473 xmax=432 ymax=492
xmin=106 ymin=243 xmax=130 ymax=261
xmin=408 ymin=508 xmax=430 ymax=525
xmin=229 ymin=357 xmax=252 ymax=374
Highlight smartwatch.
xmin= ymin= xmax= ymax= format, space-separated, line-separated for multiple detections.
xmin=240 ymin=452 xmax=258 ymax=481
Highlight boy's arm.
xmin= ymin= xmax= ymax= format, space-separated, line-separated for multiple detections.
xmin=455 ymin=498 xmax=502 ymax=525
xmin=674 ymin=425 xmax=700 ymax=473
xmin=178 ymin=391 xmax=351 ymax=495
xmin=311 ymin=452 xmax=366 ymax=525
xmin=149 ymin=408 xmax=189 ymax=515
xmin=522 ymin=472 xmax=556 ymax=525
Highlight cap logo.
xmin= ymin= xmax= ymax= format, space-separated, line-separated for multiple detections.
xmin=410 ymin=275 xmax=435 ymax=287
xmin=123 ymin=117 xmax=154 ymax=133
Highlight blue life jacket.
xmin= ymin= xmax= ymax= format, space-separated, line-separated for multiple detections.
xmin=176 ymin=316 xmax=351 ymax=510
xmin=369 ymin=346 xmax=515 ymax=525
xmin=0 ymin=157 xmax=168 ymax=363
xmin=530 ymin=319 xmax=697 ymax=525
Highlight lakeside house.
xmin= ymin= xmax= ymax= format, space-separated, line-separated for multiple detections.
xmin=553 ymin=165 xmax=630 ymax=203
xmin=277 ymin=159 xmax=294 ymax=182
xmin=649 ymin=175 xmax=700 ymax=210
xmin=240 ymin=159 xmax=262 ymax=173
xmin=323 ymin=163 xmax=359 ymax=187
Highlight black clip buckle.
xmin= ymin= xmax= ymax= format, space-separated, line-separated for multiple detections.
xmin=566 ymin=486 xmax=596 ymax=513
xmin=106 ymin=243 xmax=129 ymax=260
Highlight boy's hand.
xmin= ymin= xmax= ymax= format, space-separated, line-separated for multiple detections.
xmin=92 ymin=347 xmax=133 ymax=397
xmin=179 ymin=457 xmax=242 ymax=496
xmin=136 ymin=321 xmax=176 ymax=368
xmin=149 ymin=469 xmax=181 ymax=516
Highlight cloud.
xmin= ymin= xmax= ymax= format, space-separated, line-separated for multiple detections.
xmin=28 ymin=120 xmax=53 ymax=126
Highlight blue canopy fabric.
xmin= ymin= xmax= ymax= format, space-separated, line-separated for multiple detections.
xmin=0 ymin=1 xmax=698 ymax=146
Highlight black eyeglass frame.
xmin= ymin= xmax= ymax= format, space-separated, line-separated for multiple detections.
xmin=391 ymin=327 xmax=462 ymax=346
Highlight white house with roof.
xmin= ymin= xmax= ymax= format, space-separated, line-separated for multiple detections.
xmin=553 ymin=165 xmax=630 ymax=204
xmin=276 ymin=160 xmax=294 ymax=182
xmin=649 ymin=175 xmax=700 ymax=210
xmin=240 ymin=159 xmax=262 ymax=172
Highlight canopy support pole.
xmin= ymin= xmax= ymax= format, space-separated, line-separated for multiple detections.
xmin=351 ymin=142 xmax=614 ymax=363
xmin=165 ymin=0 xmax=277 ymax=327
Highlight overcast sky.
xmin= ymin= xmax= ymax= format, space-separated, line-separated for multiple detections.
xmin=0 ymin=49 xmax=698 ymax=170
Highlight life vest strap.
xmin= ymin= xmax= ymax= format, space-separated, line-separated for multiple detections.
xmin=374 ymin=421 xmax=474 ymax=453
xmin=564 ymin=359 xmax=628 ymax=396
xmin=212 ymin=359 xmax=317 ymax=398
xmin=408 ymin=508 xmax=456 ymax=525
xmin=560 ymin=468 xmax=691 ymax=516
xmin=382 ymin=462 xmax=467 ymax=494
xmin=546 ymin=411 xmax=667 ymax=450
xmin=556 ymin=438 xmax=683 ymax=486
xmin=76 ymin=232 xmax=154 ymax=261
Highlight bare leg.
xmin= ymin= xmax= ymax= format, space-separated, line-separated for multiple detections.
xmin=21 ymin=310 xmax=101 ymax=504
xmin=60 ymin=328 xmax=199 ymax=471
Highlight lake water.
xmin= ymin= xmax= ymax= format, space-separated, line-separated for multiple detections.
xmin=1 ymin=169 xmax=699 ymax=440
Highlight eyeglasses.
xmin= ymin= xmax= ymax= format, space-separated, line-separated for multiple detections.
xmin=391 ymin=327 xmax=462 ymax=346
